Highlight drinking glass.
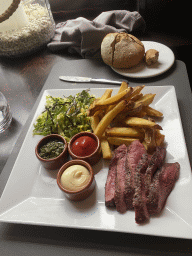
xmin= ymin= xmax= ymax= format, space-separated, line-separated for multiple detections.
xmin=0 ymin=91 xmax=12 ymax=133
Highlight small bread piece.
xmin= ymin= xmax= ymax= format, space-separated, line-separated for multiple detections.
xmin=145 ymin=49 xmax=159 ymax=65
xmin=101 ymin=32 xmax=145 ymax=69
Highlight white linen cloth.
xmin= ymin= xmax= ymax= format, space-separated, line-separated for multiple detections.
xmin=47 ymin=10 xmax=146 ymax=58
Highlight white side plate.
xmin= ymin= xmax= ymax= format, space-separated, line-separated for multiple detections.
xmin=0 ymin=86 xmax=191 ymax=239
xmin=112 ymin=41 xmax=175 ymax=78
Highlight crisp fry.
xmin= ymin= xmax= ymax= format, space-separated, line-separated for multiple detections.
xmin=118 ymin=81 xmax=129 ymax=93
xmin=143 ymin=106 xmax=163 ymax=117
xmin=106 ymin=84 xmax=128 ymax=113
xmin=129 ymin=85 xmax=145 ymax=99
xmin=143 ymin=128 xmax=157 ymax=154
xmin=98 ymin=88 xmax=132 ymax=106
xmin=155 ymin=130 xmax=165 ymax=146
xmin=101 ymin=138 xmax=112 ymax=159
xmin=116 ymin=100 xmax=135 ymax=113
xmin=135 ymin=93 xmax=156 ymax=107
xmin=93 ymin=89 xmax=113 ymax=116
xmin=107 ymin=137 xmax=137 ymax=146
xmin=94 ymin=100 xmax=127 ymax=138
xmin=106 ymin=127 xmax=143 ymax=138
xmin=88 ymin=88 xmax=132 ymax=116
xmin=133 ymin=110 xmax=147 ymax=118
xmin=131 ymin=93 xmax=143 ymax=102
xmin=90 ymin=115 xmax=100 ymax=132
xmin=125 ymin=117 xmax=162 ymax=130
xmin=143 ymin=128 xmax=165 ymax=153
xmin=126 ymin=102 xmax=143 ymax=116
xmin=98 ymin=89 xmax=113 ymax=101
xmin=111 ymin=101 xmax=136 ymax=124
xmin=91 ymin=114 xmax=112 ymax=159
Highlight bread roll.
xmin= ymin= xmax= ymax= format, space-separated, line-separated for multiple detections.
xmin=145 ymin=49 xmax=159 ymax=65
xmin=101 ymin=32 xmax=145 ymax=69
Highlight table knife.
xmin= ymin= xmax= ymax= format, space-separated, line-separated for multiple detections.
xmin=59 ymin=76 xmax=125 ymax=85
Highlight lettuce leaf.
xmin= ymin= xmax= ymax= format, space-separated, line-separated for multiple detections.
xmin=33 ymin=90 xmax=95 ymax=141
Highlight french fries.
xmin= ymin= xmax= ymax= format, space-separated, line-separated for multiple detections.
xmin=100 ymin=137 xmax=113 ymax=159
xmin=94 ymin=100 xmax=127 ymax=139
xmin=106 ymin=82 xmax=129 ymax=113
xmin=107 ymin=137 xmax=137 ymax=146
xmin=143 ymin=106 xmax=163 ymax=117
xmin=124 ymin=117 xmax=162 ymax=130
xmin=118 ymin=81 xmax=129 ymax=93
xmin=155 ymin=129 xmax=165 ymax=146
xmin=131 ymin=93 xmax=143 ymax=102
xmin=134 ymin=93 xmax=156 ymax=107
xmin=98 ymin=88 xmax=113 ymax=101
xmin=143 ymin=128 xmax=157 ymax=154
xmin=88 ymin=83 xmax=164 ymax=156
xmin=106 ymin=127 xmax=143 ymax=138
xmin=88 ymin=87 xmax=132 ymax=116
xmin=129 ymin=85 xmax=145 ymax=99
xmin=91 ymin=112 xmax=113 ymax=159
xmin=90 ymin=115 xmax=100 ymax=132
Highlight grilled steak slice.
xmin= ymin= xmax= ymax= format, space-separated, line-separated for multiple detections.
xmin=133 ymin=153 xmax=150 ymax=224
xmin=147 ymin=162 xmax=180 ymax=215
xmin=114 ymin=144 xmax=128 ymax=213
xmin=125 ymin=140 xmax=147 ymax=210
xmin=145 ymin=146 xmax=166 ymax=195
xmin=105 ymin=144 xmax=127 ymax=207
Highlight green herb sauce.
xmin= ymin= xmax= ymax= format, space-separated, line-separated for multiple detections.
xmin=39 ymin=140 xmax=64 ymax=159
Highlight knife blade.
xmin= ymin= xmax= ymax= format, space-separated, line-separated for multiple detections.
xmin=59 ymin=76 xmax=125 ymax=85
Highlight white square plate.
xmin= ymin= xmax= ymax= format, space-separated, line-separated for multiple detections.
xmin=0 ymin=86 xmax=192 ymax=239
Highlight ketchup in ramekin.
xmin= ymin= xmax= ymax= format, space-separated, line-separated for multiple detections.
xmin=71 ymin=135 xmax=97 ymax=157
xmin=68 ymin=132 xmax=101 ymax=165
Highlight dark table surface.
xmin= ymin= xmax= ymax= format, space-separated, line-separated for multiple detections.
xmin=0 ymin=19 xmax=192 ymax=255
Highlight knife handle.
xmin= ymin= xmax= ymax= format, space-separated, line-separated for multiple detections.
xmin=91 ymin=78 xmax=124 ymax=85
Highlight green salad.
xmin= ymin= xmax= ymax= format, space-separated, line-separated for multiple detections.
xmin=33 ymin=90 xmax=95 ymax=141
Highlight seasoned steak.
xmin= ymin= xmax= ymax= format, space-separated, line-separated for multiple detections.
xmin=105 ymin=144 xmax=127 ymax=207
xmin=145 ymin=146 xmax=166 ymax=195
xmin=105 ymin=140 xmax=180 ymax=225
xmin=114 ymin=144 xmax=128 ymax=213
xmin=133 ymin=153 xmax=150 ymax=224
xmin=147 ymin=162 xmax=180 ymax=215
xmin=125 ymin=140 xmax=147 ymax=210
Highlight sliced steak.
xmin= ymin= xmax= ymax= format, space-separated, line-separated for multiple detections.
xmin=125 ymin=140 xmax=147 ymax=210
xmin=147 ymin=162 xmax=180 ymax=215
xmin=114 ymin=144 xmax=128 ymax=213
xmin=105 ymin=144 xmax=127 ymax=207
xmin=145 ymin=146 xmax=166 ymax=195
xmin=133 ymin=153 xmax=150 ymax=224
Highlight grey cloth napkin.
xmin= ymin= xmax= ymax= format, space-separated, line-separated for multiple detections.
xmin=47 ymin=10 xmax=146 ymax=58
